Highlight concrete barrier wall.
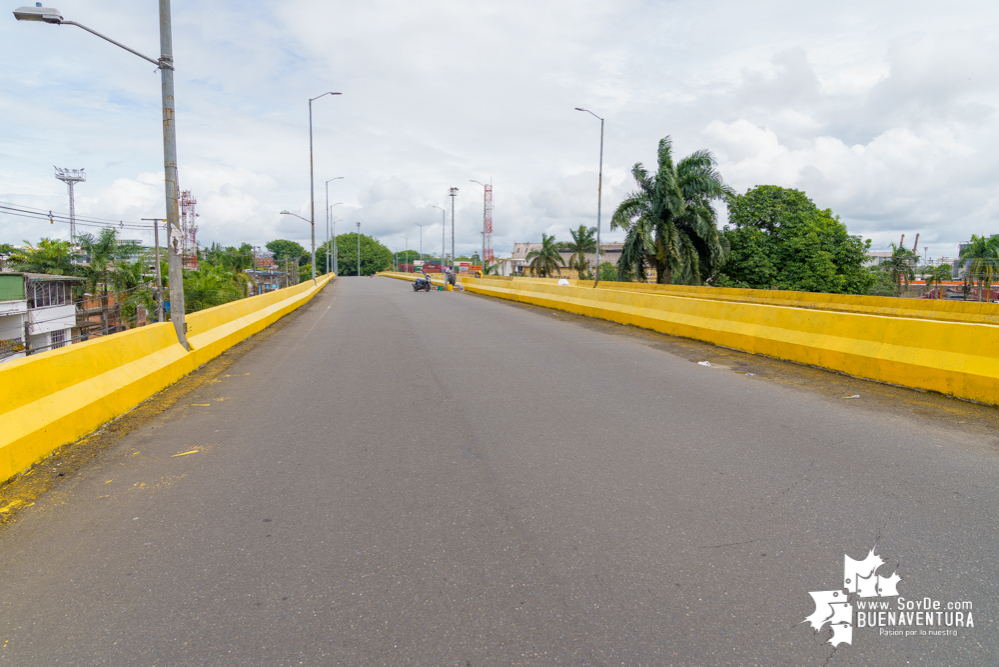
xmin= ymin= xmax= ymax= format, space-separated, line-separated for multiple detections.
xmin=380 ymin=272 xmax=999 ymax=406
xmin=0 ymin=275 xmax=333 ymax=484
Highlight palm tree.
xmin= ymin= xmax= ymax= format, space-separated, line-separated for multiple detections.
xmin=611 ymin=136 xmax=732 ymax=284
xmin=565 ymin=225 xmax=596 ymax=278
xmin=882 ymin=243 xmax=918 ymax=297
xmin=9 ymin=238 xmax=78 ymax=275
xmin=959 ymin=234 xmax=999 ymax=301
xmin=78 ymin=229 xmax=121 ymax=334
xmin=526 ymin=234 xmax=565 ymax=278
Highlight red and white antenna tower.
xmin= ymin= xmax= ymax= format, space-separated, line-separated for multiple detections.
xmin=180 ymin=190 xmax=198 ymax=270
xmin=484 ymin=183 xmax=493 ymax=262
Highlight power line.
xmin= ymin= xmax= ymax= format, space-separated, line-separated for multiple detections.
xmin=0 ymin=202 xmax=154 ymax=232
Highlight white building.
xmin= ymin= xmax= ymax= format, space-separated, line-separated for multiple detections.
xmin=0 ymin=272 xmax=84 ymax=363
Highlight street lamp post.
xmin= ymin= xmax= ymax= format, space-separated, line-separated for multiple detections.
xmin=415 ymin=224 xmax=423 ymax=268
xmin=308 ymin=92 xmax=341 ymax=283
xmin=324 ymin=177 xmax=343 ymax=276
xmin=470 ymin=180 xmax=488 ymax=267
xmin=448 ymin=187 xmax=458 ymax=273
xmin=15 ymin=1 xmax=190 ymax=347
xmin=279 ymin=210 xmax=311 ymax=283
xmin=431 ymin=205 xmax=446 ymax=269
xmin=329 ymin=203 xmax=342 ymax=275
xmin=356 ymin=222 xmax=361 ymax=276
xmin=575 ymin=107 xmax=604 ymax=287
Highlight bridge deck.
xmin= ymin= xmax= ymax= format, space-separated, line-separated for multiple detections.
xmin=0 ymin=277 xmax=996 ymax=665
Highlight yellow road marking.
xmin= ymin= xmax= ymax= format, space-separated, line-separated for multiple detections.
xmin=172 ymin=450 xmax=201 ymax=458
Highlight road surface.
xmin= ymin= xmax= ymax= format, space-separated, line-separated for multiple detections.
xmin=0 ymin=276 xmax=996 ymax=666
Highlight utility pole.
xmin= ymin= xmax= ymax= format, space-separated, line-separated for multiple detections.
xmin=416 ymin=224 xmax=423 ymax=268
xmin=449 ymin=187 xmax=458 ymax=273
xmin=575 ymin=107 xmax=604 ymax=287
xmin=432 ymin=205 xmax=445 ymax=269
xmin=142 ymin=218 xmax=165 ymax=322
xmin=160 ymin=0 xmax=188 ymax=347
xmin=356 ymin=222 xmax=361 ymax=277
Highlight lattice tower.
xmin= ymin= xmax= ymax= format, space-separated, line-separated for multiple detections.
xmin=180 ymin=190 xmax=198 ymax=270
xmin=54 ymin=167 xmax=86 ymax=241
xmin=484 ymin=184 xmax=493 ymax=262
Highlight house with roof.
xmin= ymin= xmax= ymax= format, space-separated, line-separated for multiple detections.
xmin=0 ymin=272 xmax=85 ymax=363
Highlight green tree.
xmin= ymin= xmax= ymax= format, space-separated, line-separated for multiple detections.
xmin=716 ymin=185 xmax=874 ymax=295
xmin=597 ymin=262 xmax=617 ymax=282
xmin=325 ymin=233 xmax=393 ymax=276
xmin=611 ymin=136 xmax=731 ymax=284
xmin=565 ymin=225 xmax=596 ymax=277
xmin=266 ymin=239 xmax=308 ymax=266
xmin=959 ymin=234 xmax=999 ymax=301
xmin=77 ymin=229 xmax=146 ymax=332
xmin=8 ymin=238 xmax=79 ymax=275
xmin=526 ymin=234 xmax=565 ymax=277
xmin=183 ymin=264 xmax=246 ymax=312
xmin=877 ymin=243 xmax=919 ymax=297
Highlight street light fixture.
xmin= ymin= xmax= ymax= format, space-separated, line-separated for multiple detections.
xmin=15 ymin=1 xmax=190 ymax=348
xmin=308 ymin=91 xmax=342 ymax=284
xmin=325 ymin=177 xmax=343 ymax=276
xmin=576 ymin=107 xmax=604 ymax=287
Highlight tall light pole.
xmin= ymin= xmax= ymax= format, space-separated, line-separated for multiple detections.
xmin=576 ymin=107 xmax=604 ymax=287
xmin=15 ymin=2 xmax=190 ymax=348
xmin=356 ymin=222 xmax=361 ymax=276
xmin=415 ymin=223 xmax=423 ymax=268
xmin=470 ymin=180 xmax=487 ymax=267
xmin=308 ymin=92 xmax=341 ymax=284
xmin=329 ymin=203 xmax=342 ymax=275
xmin=279 ymin=211 xmax=311 ymax=282
xmin=448 ymin=187 xmax=459 ymax=272
xmin=432 ymin=205 xmax=446 ymax=268
xmin=325 ymin=177 xmax=343 ymax=275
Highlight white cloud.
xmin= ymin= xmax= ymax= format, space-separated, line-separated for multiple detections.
xmin=1 ymin=0 xmax=998 ymax=260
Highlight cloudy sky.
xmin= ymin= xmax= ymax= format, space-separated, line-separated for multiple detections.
xmin=2 ymin=0 xmax=998 ymax=261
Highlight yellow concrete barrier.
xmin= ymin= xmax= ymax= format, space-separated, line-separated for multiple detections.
xmin=0 ymin=275 xmax=333 ymax=484
xmin=380 ymin=272 xmax=999 ymax=406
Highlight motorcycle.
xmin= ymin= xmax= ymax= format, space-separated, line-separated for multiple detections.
xmin=413 ymin=274 xmax=432 ymax=292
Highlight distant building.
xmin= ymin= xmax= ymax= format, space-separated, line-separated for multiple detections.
xmin=505 ymin=242 xmax=623 ymax=276
xmin=0 ymin=272 xmax=85 ymax=363
xmin=255 ymin=250 xmax=278 ymax=270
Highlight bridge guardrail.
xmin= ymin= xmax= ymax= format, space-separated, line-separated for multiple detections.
xmin=0 ymin=275 xmax=333 ymax=485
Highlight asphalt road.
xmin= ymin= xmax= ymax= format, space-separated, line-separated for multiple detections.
xmin=1 ymin=276 xmax=997 ymax=666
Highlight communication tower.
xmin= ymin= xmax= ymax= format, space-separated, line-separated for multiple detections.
xmin=54 ymin=167 xmax=86 ymax=241
xmin=484 ymin=183 xmax=493 ymax=262
xmin=180 ymin=190 xmax=198 ymax=270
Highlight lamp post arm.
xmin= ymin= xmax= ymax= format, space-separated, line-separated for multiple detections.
xmin=59 ymin=21 xmax=166 ymax=68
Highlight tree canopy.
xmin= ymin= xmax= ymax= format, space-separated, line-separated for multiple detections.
xmin=266 ymin=239 xmax=308 ymax=266
xmin=715 ymin=185 xmax=873 ymax=294
xmin=320 ymin=233 xmax=392 ymax=276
